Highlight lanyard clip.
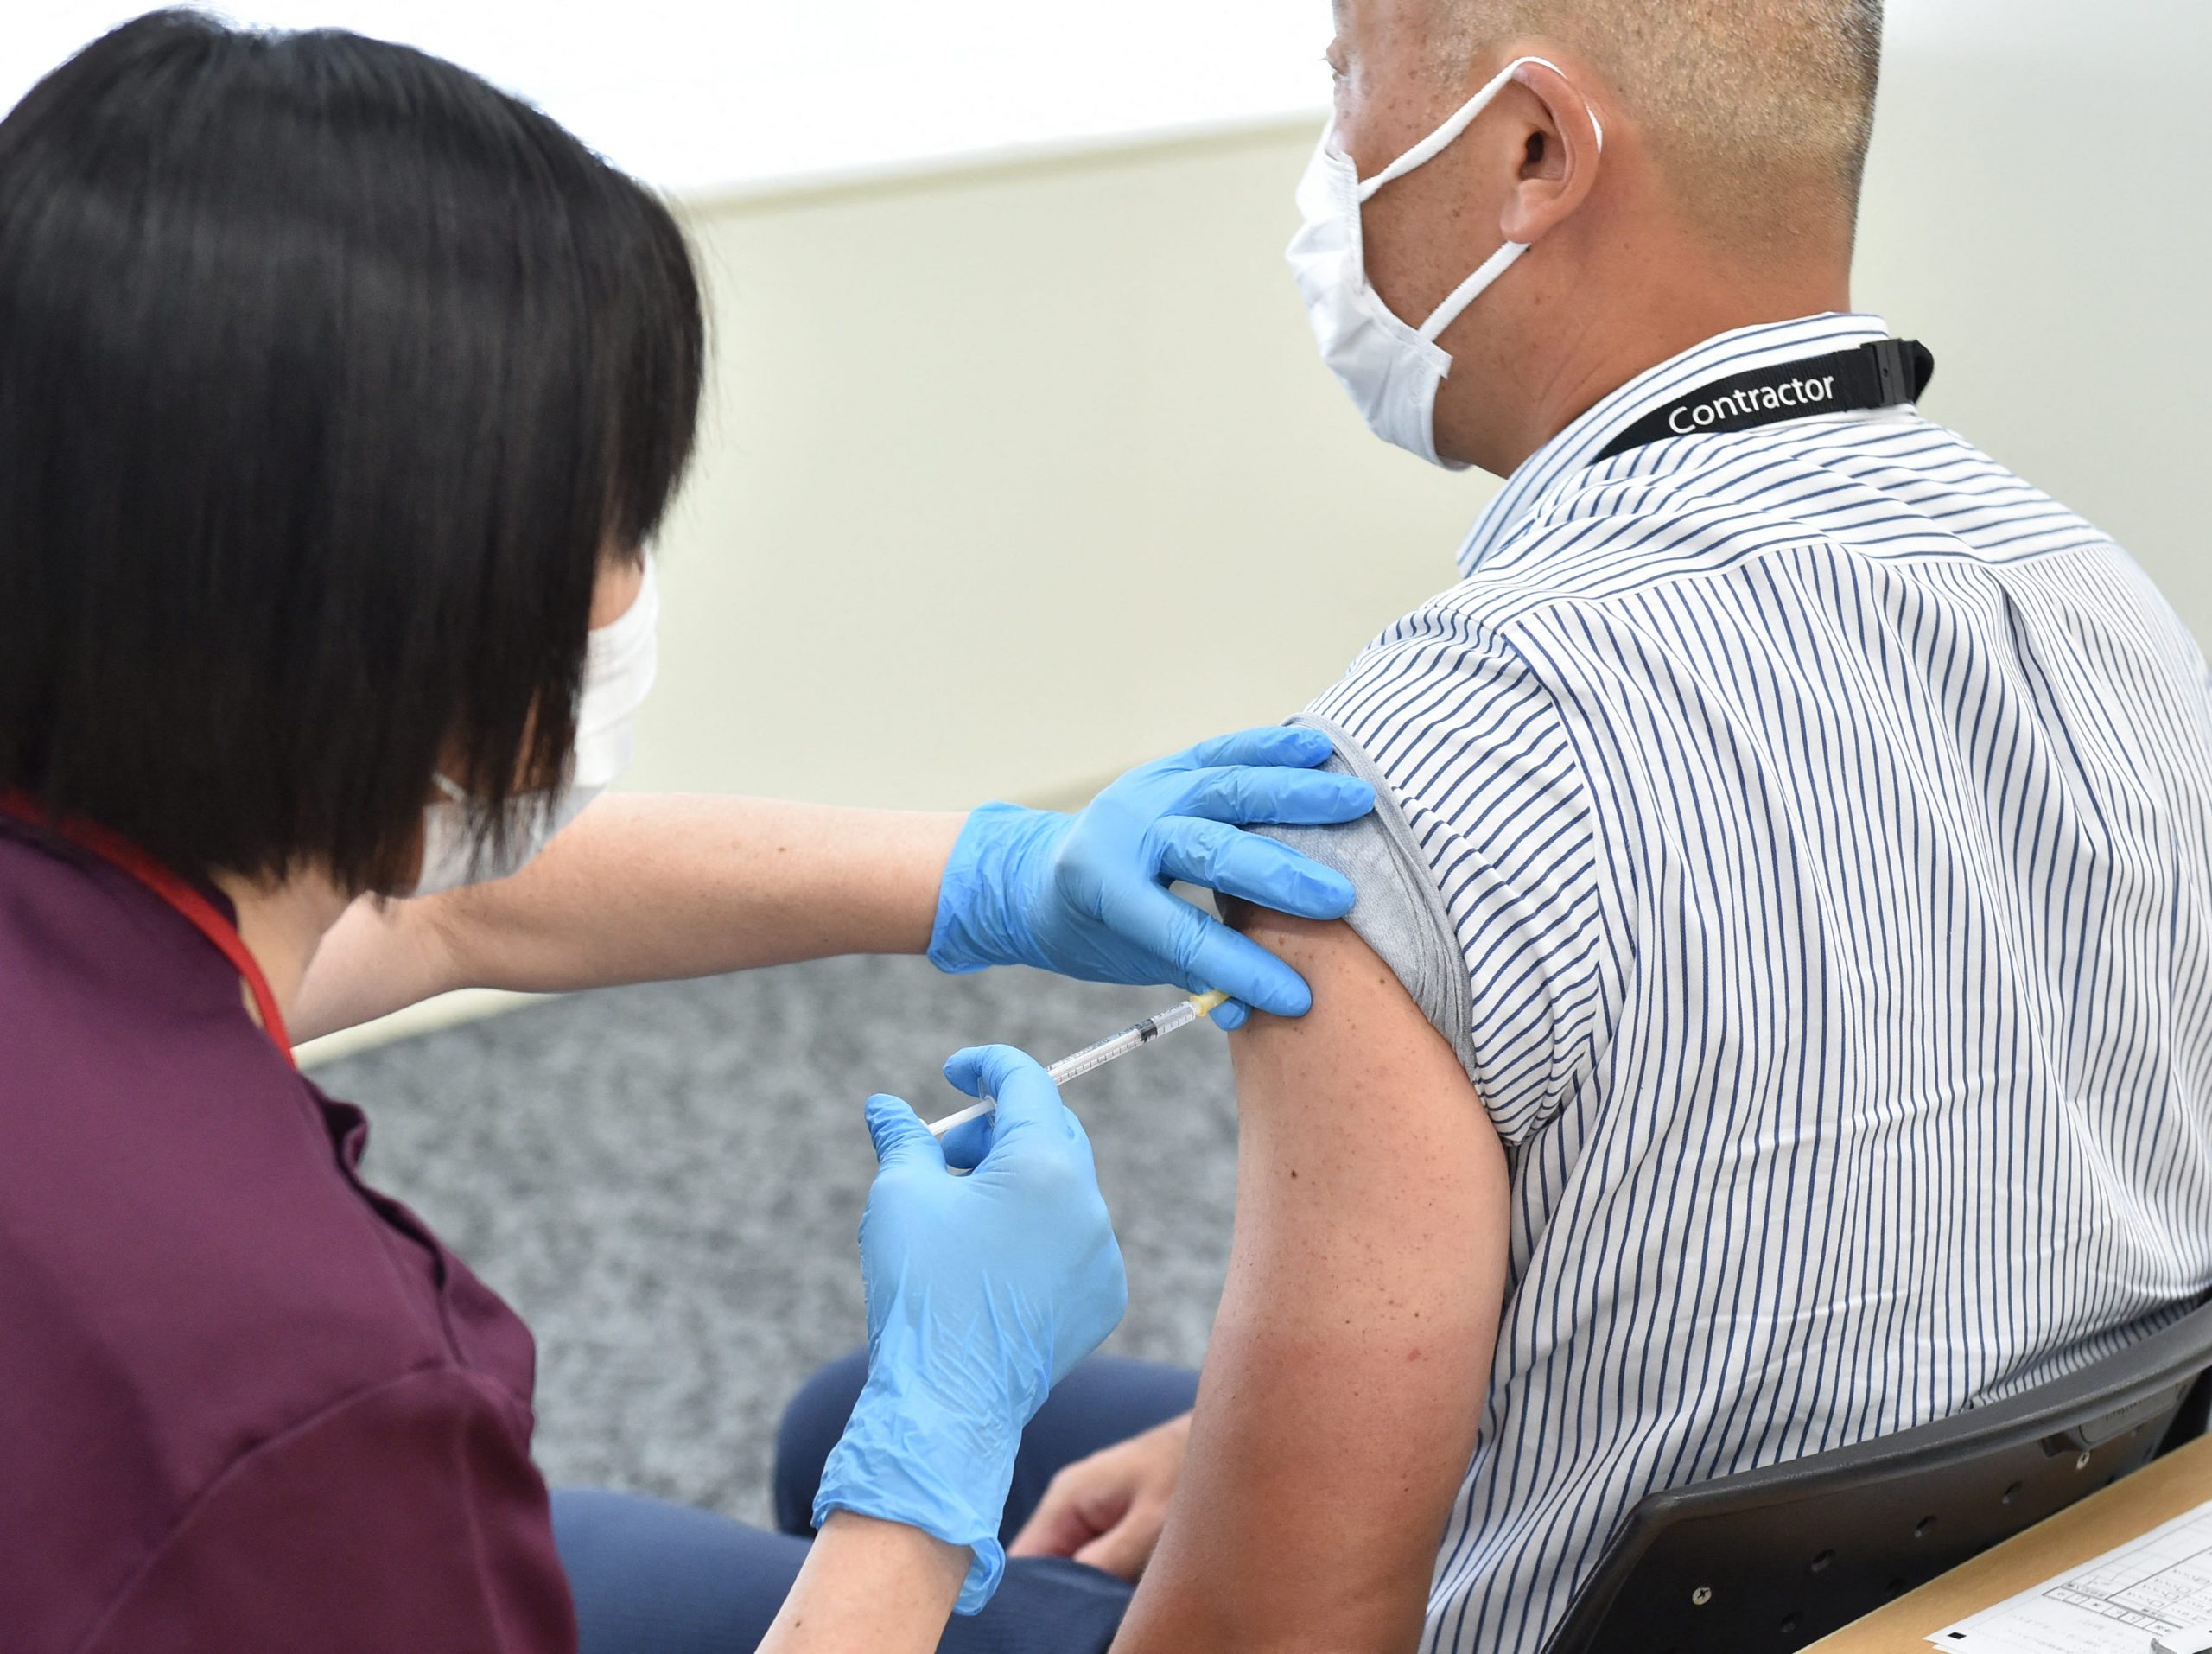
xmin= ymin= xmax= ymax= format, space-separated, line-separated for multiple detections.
xmin=1869 ymin=339 xmax=1910 ymax=406
xmin=1868 ymin=338 xmax=1934 ymax=408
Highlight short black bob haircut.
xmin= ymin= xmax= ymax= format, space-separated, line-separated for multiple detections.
xmin=0 ymin=10 xmax=704 ymax=893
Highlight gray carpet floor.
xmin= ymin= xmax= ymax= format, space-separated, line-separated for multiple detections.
xmin=309 ymin=957 xmax=1238 ymax=1528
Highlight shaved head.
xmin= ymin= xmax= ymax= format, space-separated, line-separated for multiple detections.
xmin=1434 ymin=0 xmax=1885 ymax=246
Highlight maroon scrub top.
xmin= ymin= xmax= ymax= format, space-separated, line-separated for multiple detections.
xmin=0 ymin=813 xmax=576 ymax=1653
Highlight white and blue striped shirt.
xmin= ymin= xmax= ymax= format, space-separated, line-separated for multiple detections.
xmin=1293 ymin=313 xmax=2212 ymax=1653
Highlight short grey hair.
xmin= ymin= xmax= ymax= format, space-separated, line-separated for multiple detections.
xmin=1433 ymin=0 xmax=1885 ymax=247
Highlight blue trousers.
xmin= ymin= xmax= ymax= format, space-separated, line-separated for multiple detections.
xmin=552 ymin=1352 xmax=1201 ymax=1654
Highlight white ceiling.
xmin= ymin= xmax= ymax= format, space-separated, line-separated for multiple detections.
xmin=2 ymin=2 xmax=2199 ymax=198
xmin=0 ymin=2 xmax=1340 ymax=195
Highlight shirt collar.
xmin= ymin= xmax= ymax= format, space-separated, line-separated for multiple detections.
xmin=1456 ymin=311 xmax=1893 ymax=577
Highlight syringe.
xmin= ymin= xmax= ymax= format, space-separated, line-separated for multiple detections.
xmin=926 ymin=990 xmax=1233 ymax=1140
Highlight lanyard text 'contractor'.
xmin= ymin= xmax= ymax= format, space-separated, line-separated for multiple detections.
xmin=1597 ymin=338 xmax=1936 ymax=461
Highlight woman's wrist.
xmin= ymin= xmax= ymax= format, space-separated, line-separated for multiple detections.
xmin=755 ymin=1513 xmax=968 ymax=1654
xmin=814 ymin=1511 xmax=969 ymax=1601
xmin=928 ymin=802 xmax=1060 ymax=975
xmin=811 ymin=1361 xmax=1027 ymax=1613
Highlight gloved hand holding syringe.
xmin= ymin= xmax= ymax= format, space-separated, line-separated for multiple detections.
xmin=928 ymin=989 xmax=1233 ymax=1140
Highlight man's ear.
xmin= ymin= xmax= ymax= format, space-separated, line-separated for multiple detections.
xmin=1498 ymin=56 xmax=1605 ymax=246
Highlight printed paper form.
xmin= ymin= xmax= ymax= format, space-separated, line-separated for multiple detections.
xmin=1930 ymin=1502 xmax=2212 ymax=1652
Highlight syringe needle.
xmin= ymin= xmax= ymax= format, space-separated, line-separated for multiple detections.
xmin=925 ymin=991 xmax=1230 ymax=1139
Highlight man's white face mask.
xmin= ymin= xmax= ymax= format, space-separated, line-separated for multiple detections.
xmin=410 ymin=557 xmax=660 ymax=896
xmin=1286 ymin=55 xmax=1599 ymax=468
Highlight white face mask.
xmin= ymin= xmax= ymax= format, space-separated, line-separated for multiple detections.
xmin=410 ymin=558 xmax=661 ymax=896
xmin=1286 ymin=55 xmax=1599 ymax=468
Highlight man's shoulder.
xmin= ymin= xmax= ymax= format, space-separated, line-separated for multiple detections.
xmin=1359 ymin=478 xmax=1826 ymax=671
xmin=1478 ymin=413 xmax=2107 ymax=601
xmin=1370 ymin=416 xmax=2109 ymax=671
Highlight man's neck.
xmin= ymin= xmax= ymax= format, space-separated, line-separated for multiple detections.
xmin=1456 ymin=265 xmax=1854 ymax=478
xmin=213 ymin=866 xmax=351 ymax=1035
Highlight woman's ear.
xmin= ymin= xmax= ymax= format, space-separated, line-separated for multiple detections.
xmin=588 ymin=550 xmax=647 ymax=629
xmin=1498 ymin=58 xmax=1605 ymax=246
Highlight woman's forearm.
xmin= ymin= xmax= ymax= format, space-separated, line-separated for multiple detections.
xmin=291 ymin=733 xmax=1370 ymax=1045
xmin=290 ymin=795 xmax=966 ymax=1041
xmin=435 ymin=793 xmax=965 ymax=993
xmin=758 ymin=1513 xmax=969 ymax=1654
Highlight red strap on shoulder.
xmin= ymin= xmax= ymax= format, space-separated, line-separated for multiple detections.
xmin=0 ymin=792 xmax=296 ymax=1062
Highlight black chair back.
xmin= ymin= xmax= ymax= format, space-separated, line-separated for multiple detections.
xmin=1541 ymin=1299 xmax=2212 ymax=1654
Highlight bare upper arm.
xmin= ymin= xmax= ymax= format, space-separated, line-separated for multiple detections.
xmin=291 ymin=894 xmax=462 ymax=1044
xmin=1115 ymin=909 xmax=1510 ymax=1654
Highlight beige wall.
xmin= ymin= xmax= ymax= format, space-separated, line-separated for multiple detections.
xmin=632 ymin=124 xmax=1489 ymax=813
xmin=1853 ymin=29 xmax=2211 ymax=622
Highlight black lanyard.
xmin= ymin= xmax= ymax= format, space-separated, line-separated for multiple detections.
xmin=1595 ymin=338 xmax=1936 ymax=461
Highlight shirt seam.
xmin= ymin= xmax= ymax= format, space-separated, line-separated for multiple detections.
xmin=1299 ymin=640 xmax=1630 ymax=1137
xmin=1289 ymin=712 xmax=1474 ymax=1076
xmin=1451 ymin=627 xmax=1630 ymax=1135
xmin=69 ymin=1362 xmax=518 ymax=1654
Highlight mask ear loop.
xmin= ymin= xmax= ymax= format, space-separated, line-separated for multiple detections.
xmin=1356 ymin=54 xmax=1579 ymax=200
xmin=1418 ymin=241 xmax=1531 ymax=344
xmin=589 ymin=557 xmax=660 ymax=654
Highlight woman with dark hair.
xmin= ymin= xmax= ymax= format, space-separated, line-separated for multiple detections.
xmin=0 ymin=10 xmax=1373 ymax=1653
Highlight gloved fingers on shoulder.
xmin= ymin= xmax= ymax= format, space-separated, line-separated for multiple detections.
xmin=864 ymin=1093 xmax=950 ymax=1173
xmin=1168 ymin=765 xmax=1375 ymax=828
xmin=1153 ymin=817 xmax=1357 ymax=920
xmin=1174 ymin=904 xmax=1319 ymax=1020
xmin=1209 ymin=997 xmax=1250 ymax=1031
xmin=1088 ymin=881 xmax=1315 ymax=1019
xmin=1166 ymin=725 xmax=1338 ymax=774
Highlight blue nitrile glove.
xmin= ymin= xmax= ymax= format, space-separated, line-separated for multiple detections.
xmin=930 ymin=726 xmax=1376 ymax=1029
xmin=814 ymin=1046 xmax=1128 ymax=1615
